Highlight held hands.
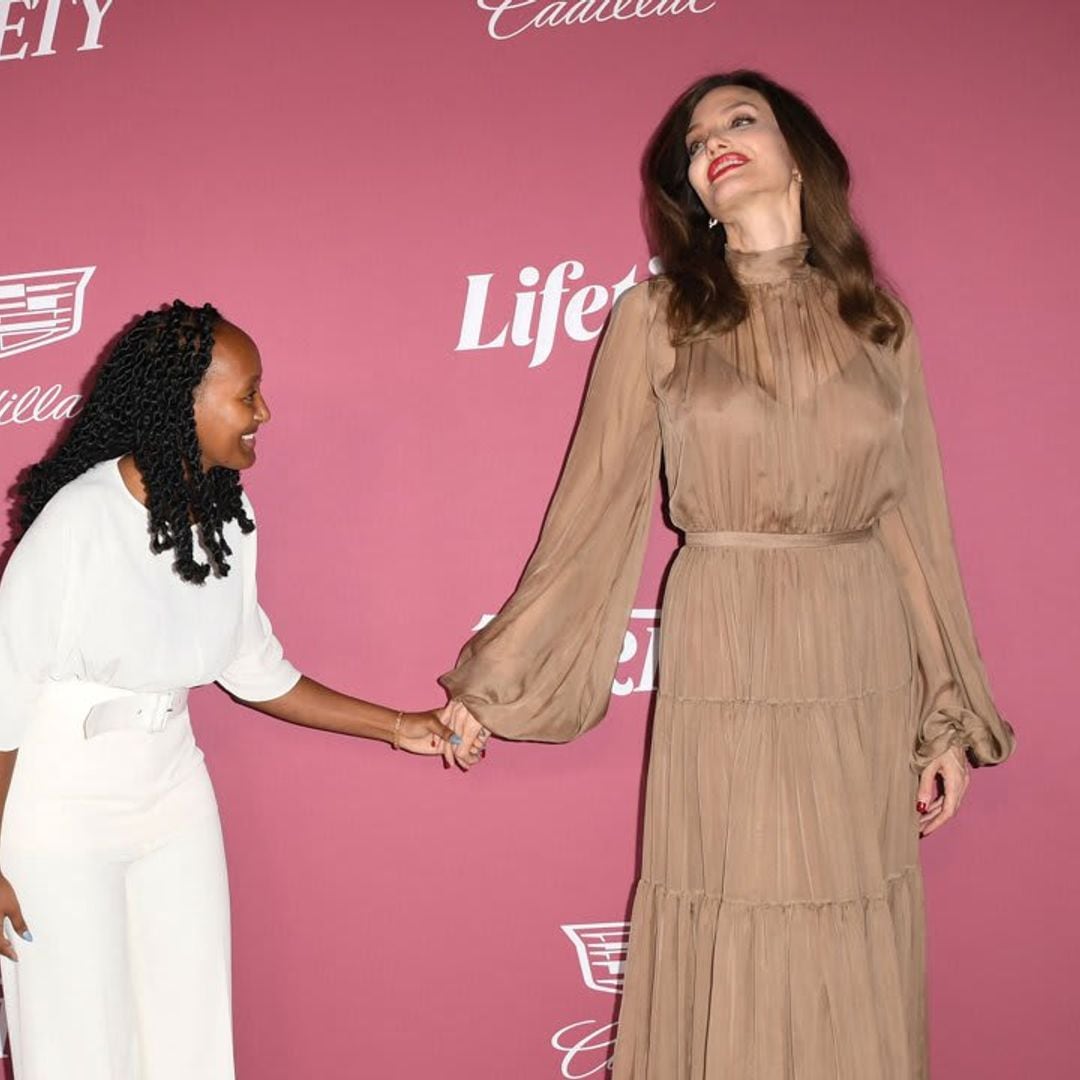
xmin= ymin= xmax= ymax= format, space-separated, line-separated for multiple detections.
xmin=391 ymin=708 xmax=460 ymax=756
xmin=441 ymin=699 xmax=491 ymax=770
xmin=916 ymin=743 xmax=971 ymax=836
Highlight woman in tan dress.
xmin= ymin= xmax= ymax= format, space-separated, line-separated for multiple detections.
xmin=440 ymin=70 xmax=1015 ymax=1079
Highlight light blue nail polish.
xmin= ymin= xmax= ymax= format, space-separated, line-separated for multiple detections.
xmin=450 ymin=734 xmax=463 ymax=747
xmin=19 ymin=931 xmax=32 ymax=943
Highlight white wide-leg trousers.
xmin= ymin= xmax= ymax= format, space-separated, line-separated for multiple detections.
xmin=0 ymin=681 xmax=235 ymax=1080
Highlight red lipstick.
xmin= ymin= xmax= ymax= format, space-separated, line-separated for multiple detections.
xmin=708 ymin=153 xmax=749 ymax=183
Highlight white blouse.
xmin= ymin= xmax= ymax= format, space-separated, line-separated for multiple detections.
xmin=0 ymin=458 xmax=301 ymax=750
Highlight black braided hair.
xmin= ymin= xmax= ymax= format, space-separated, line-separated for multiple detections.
xmin=18 ymin=300 xmax=254 ymax=584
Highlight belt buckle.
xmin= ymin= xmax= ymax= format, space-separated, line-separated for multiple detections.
xmin=82 ymin=688 xmax=186 ymax=738
xmin=128 ymin=697 xmax=164 ymax=734
xmin=147 ymin=690 xmax=184 ymax=733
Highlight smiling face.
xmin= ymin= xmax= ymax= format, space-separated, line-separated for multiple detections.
xmin=192 ymin=321 xmax=270 ymax=472
xmin=685 ymin=85 xmax=799 ymax=225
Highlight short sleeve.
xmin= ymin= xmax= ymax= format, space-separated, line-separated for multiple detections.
xmin=216 ymin=501 xmax=301 ymax=703
xmin=877 ymin=309 xmax=1016 ymax=768
xmin=439 ymin=283 xmax=662 ymax=742
xmin=0 ymin=495 xmax=74 ymax=750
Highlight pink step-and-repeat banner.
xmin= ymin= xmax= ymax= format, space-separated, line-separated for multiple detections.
xmin=2 ymin=1 xmax=1076 ymax=1077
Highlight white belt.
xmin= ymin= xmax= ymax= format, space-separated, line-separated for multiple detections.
xmin=81 ymin=687 xmax=189 ymax=739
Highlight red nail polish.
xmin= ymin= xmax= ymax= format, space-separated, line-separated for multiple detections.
xmin=916 ymin=801 xmax=928 ymax=813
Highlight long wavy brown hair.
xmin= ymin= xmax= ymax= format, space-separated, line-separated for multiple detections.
xmin=642 ymin=70 xmax=904 ymax=346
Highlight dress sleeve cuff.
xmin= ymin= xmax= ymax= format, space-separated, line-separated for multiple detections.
xmin=914 ymin=704 xmax=1014 ymax=769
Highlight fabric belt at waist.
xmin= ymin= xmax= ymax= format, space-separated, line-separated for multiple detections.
xmin=36 ymin=680 xmax=189 ymax=739
xmin=684 ymin=526 xmax=875 ymax=549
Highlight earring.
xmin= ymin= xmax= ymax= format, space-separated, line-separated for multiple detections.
xmin=708 ymin=218 xmax=719 ymax=230
xmin=792 ymin=168 xmax=803 ymax=183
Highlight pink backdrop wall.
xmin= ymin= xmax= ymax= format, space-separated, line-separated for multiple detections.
xmin=2 ymin=1 xmax=1077 ymax=1076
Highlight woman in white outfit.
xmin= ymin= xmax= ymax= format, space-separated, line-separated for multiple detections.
xmin=0 ymin=301 xmax=460 ymax=1080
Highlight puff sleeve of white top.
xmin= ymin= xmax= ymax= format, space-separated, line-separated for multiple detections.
xmin=215 ymin=494 xmax=302 ymax=704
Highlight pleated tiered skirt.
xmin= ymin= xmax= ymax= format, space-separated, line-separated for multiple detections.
xmin=611 ymin=527 xmax=927 ymax=1080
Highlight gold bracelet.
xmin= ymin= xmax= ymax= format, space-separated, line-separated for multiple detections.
xmin=391 ymin=710 xmax=404 ymax=751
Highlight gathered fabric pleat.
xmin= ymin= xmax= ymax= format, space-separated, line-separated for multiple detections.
xmin=611 ymin=533 xmax=926 ymax=1078
xmin=617 ymin=865 xmax=924 ymax=1080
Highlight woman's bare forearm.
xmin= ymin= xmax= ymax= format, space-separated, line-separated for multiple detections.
xmin=237 ymin=675 xmax=405 ymax=744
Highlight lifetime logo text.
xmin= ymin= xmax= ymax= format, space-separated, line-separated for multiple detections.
xmin=456 ymin=256 xmax=661 ymax=369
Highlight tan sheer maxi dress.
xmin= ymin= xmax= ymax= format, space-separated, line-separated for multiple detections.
xmin=440 ymin=238 xmax=1015 ymax=1080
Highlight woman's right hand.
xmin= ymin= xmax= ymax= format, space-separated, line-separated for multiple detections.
xmin=395 ymin=709 xmax=458 ymax=756
xmin=442 ymin=700 xmax=490 ymax=771
xmin=0 ymin=872 xmax=31 ymax=962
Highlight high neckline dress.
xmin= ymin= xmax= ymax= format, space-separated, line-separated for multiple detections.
xmin=441 ymin=238 xmax=1015 ymax=1079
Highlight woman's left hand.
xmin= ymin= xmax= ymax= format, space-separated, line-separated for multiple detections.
xmin=395 ymin=708 xmax=457 ymax=756
xmin=916 ymin=743 xmax=970 ymax=836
